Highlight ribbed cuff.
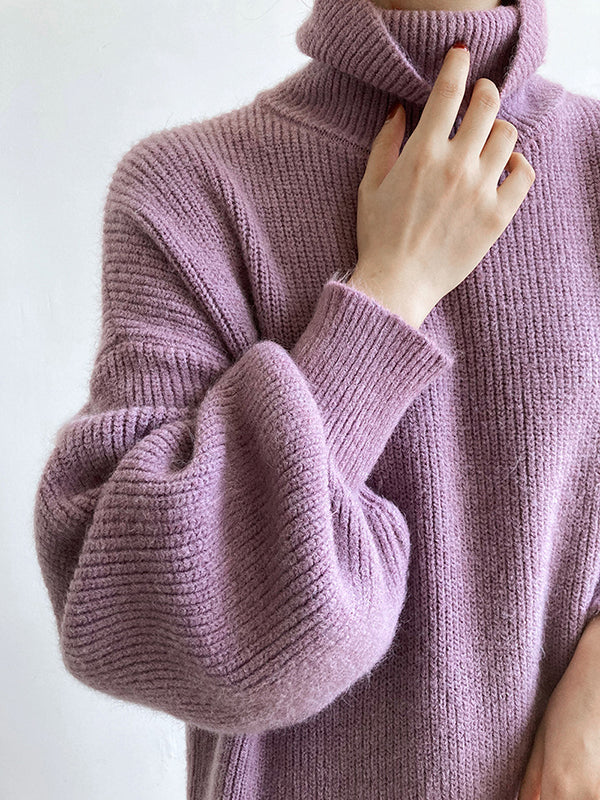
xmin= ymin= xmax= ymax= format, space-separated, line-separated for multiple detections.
xmin=290 ymin=278 xmax=455 ymax=490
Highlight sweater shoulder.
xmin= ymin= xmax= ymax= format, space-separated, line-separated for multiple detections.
xmin=559 ymin=86 xmax=600 ymax=124
xmin=102 ymin=109 xmax=267 ymax=355
xmin=543 ymin=81 xmax=600 ymax=133
xmin=551 ymin=87 xmax=600 ymax=175
xmin=106 ymin=96 xmax=275 ymax=211
xmin=105 ymin=118 xmax=230 ymax=217
xmin=524 ymin=77 xmax=600 ymax=172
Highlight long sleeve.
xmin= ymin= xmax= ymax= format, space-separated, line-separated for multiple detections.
xmin=33 ymin=140 xmax=455 ymax=736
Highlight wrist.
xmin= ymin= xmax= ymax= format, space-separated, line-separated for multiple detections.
xmin=347 ymin=266 xmax=432 ymax=330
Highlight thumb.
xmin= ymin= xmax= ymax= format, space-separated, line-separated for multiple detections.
xmin=362 ymin=102 xmax=406 ymax=191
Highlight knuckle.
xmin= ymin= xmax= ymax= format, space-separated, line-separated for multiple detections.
xmin=442 ymin=157 xmax=466 ymax=184
xmin=474 ymin=78 xmax=500 ymax=111
xmin=496 ymin=119 xmax=518 ymax=142
xmin=438 ymin=77 xmax=461 ymax=99
xmin=477 ymin=90 xmax=500 ymax=112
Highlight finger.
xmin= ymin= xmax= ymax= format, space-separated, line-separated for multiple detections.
xmin=416 ymin=43 xmax=470 ymax=145
xmin=478 ymin=118 xmax=519 ymax=185
xmin=478 ymin=119 xmax=519 ymax=186
xmin=452 ymin=77 xmax=503 ymax=158
xmin=495 ymin=150 xmax=536 ymax=224
xmin=361 ymin=103 xmax=406 ymax=191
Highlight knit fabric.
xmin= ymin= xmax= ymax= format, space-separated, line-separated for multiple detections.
xmin=34 ymin=0 xmax=600 ymax=797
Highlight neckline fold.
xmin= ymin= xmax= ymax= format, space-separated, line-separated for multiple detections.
xmin=260 ymin=0 xmax=558 ymax=147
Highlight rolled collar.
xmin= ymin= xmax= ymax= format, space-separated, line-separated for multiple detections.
xmin=262 ymin=0 xmax=558 ymax=147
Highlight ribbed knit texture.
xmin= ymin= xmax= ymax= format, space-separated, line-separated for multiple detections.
xmin=33 ymin=0 xmax=600 ymax=798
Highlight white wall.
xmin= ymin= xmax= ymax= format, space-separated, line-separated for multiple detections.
xmin=1 ymin=0 xmax=598 ymax=798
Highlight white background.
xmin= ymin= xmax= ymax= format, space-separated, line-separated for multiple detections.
xmin=2 ymin=0 xmax=599 ymax=797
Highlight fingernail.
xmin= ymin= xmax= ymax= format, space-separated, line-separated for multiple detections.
xmin=452 ymin=40 xmax=469 ymax=51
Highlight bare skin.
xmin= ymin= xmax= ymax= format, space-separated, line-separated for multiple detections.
xmin=349 ymin=44 xmax=535 ymax=329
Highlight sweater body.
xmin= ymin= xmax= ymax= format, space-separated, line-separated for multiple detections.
xmin=34 ymin=1 xmax=600 ymax=798
xmin=184 ymin=79 xmax=600 ymax=800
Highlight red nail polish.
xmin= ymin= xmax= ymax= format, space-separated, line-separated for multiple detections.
xmin=452 ymin=41 xmax=469 ymax=50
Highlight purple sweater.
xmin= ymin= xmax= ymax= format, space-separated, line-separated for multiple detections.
xmin=34 ymin=0 xmax=600 ymax=797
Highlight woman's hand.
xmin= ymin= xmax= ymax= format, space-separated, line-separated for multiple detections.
xmin=518 ymin=618 xmax=600 ymax=800
xmin=352 ymin=42 xmax=536 ymax=329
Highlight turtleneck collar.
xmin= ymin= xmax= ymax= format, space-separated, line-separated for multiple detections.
xmin=262 ymin=0 xmax=558 ymax=148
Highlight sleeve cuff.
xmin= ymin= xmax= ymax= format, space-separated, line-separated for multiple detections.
xmin=290 ymin=278 xmax=455 ymax=489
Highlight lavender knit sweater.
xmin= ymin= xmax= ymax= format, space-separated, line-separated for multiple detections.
xmin=34 ymin=0 xmax=600 ymax=797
